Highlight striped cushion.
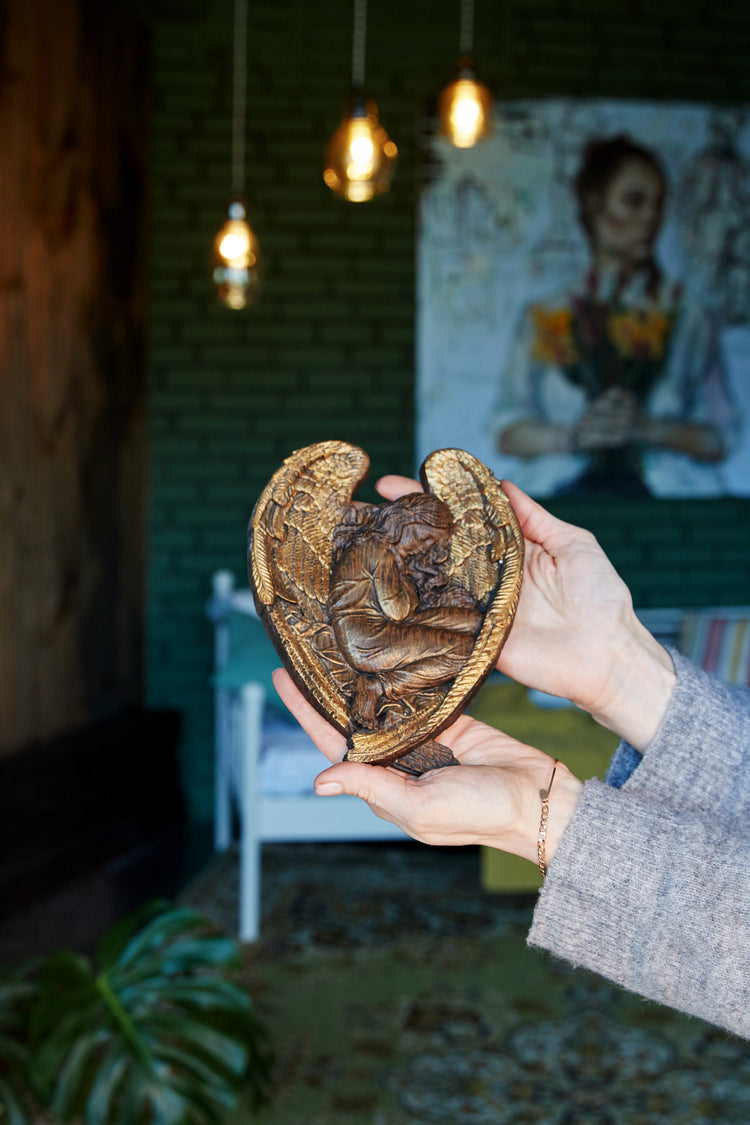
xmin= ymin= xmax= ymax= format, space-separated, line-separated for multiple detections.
xmin=680 ymin=614 xmax=750 ymax=687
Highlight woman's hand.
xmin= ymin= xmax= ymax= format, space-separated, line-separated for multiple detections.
xmin=272 ymin=668 xmax=583 ymax=865
xmin=575 ymin=387 xmax=637 ymax=450
xmin=376 ymin=474 xmax=675 ymax=749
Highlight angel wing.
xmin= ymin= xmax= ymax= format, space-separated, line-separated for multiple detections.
xmin=346 ymin=448 xmax=524 ymax=764
xmin=247 ymin=440 xmax=369 ymax=732
xmin=421 ymin=447 xmax=521 ymax=612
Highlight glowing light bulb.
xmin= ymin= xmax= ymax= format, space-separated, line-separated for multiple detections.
xmin=348 ymin=123 xmax=376 ymax=176
xmin=324 ymin=98 xmax=397 ymax=202
xmin=449 ymin=83 xmax=485 ymax=146
xmin=212 ymin=200 xmax=261 ymax=309
xmin=438 ymin=68 xmax=493 ymax=149
xmin=219 ymin=225 xmax=251 ymax=262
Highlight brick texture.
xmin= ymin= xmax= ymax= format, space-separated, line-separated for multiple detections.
xmin=148 ymin=0 xmax=750 ymax=823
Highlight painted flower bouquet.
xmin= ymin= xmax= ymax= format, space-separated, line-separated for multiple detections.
xmin=527 ymin=271 xmax=679 ymax=492
xmin=530 ymin=296 xmax=674 ymax=402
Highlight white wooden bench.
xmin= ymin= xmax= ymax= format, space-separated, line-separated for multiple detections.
xmin=207 ymin=570 xmax=407 ymax=942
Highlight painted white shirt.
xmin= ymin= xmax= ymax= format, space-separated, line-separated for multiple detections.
xmin=491 ymin=271 xmax=738 ymax=497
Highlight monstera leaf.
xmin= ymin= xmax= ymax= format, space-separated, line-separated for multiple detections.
xmin=0 ymin=962 xmax=39 ymax=1125
xmin=10 ymin=901 xmax=273 ymax=1125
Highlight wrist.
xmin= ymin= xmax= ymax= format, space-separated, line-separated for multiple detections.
xmin=544 ymin=769 xmax=585 ymax=866
xmin=479 ymin=761 xmax=583 ymax=868
xmin=586 ymin=623 xmax=676 ymax=750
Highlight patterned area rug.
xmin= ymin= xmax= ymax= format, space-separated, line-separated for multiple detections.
xmin=183 ymin=842 xmax=750 ymax=1125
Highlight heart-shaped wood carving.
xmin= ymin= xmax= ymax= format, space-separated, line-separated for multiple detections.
xmin=248 ymin=441 xmax=524 ymax=775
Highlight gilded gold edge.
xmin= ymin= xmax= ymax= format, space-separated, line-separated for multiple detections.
xmin=248 ymin=440 xmax=371 ymax=730
xmin=248 ymin=479 xmax=281 ymax=607
xmin=267 ymin=603 xmax=351 ymax=732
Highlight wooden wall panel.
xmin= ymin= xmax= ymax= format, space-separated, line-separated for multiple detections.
xmin=0 ymin=0 xmax=149 ymax=755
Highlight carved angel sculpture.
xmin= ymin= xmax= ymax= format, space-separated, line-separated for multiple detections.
xmin=248 ymin=441 xmax=524 ymax=775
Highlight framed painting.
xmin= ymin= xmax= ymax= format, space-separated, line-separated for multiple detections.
xmin=417 ymin=100 xmax=750 ymax=497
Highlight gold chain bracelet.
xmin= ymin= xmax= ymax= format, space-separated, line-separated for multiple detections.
xmin=537 ymin=759 xmax=559 ymax=878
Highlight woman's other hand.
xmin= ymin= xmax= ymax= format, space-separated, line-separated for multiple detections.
xmin=376 ymin=474 xmax=675 ymax=748
xmin=272 ymin=668 xmax=583 ymax=866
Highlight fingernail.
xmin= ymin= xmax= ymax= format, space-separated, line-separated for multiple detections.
xmin=315 ymin=781 xmax=344 ymax=796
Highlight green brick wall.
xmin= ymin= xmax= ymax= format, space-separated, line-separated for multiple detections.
xmin=147 ymin=0 xmax=750 ymax=825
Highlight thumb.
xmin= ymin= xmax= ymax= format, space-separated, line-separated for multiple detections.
xmin=313 ymin=761 xmax=415 ymax=837
xmin=501 ymin=478 xmax=580 ymax=550
xmin=314 ymin=760 xmax=401 ymax=801
xmin=375 ymin=474 xmax=423 ymax=501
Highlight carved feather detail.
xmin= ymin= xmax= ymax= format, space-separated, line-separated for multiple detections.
xmin=248 ymin=442 xmax=524 ymax=769
xmin=248 ymin=441 xmax=370 ymax=730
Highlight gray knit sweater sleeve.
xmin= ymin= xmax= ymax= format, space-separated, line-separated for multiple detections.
xmin=528 ymin=649 xmax=750 ymax=1038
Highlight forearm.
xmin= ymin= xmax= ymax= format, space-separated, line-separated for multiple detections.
xmin=376 ymin=574 xmax=416 ymax=621
xmin=604 ymin=649 xmax=750 ymax=810
xmin=637 ymin=417 xmax=725 ymax=462
xmin=498 ymin=420 xmax=575 ymax=457
xmin=411 ymin=605 xmax=483 ymax=633
xmin=529 ymin=780 xmax=750 ymax=1038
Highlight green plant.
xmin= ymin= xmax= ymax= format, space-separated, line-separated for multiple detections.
xmin=0 ymin=961 xmax=39 ymax=1124
xmin=0 ymin=902 xmax=273 ymax=1125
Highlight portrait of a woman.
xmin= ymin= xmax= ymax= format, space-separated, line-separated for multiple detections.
xmin=492 ymin=134 xmax=738 ymax=496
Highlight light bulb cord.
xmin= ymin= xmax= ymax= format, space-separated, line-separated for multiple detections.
xmin=459 ymin=0 xmax=474 ymax=56
xmin=231 ymin=0 xmax=248 ymax=197
xmin=351 ymin=0 xmax=367 ymax=89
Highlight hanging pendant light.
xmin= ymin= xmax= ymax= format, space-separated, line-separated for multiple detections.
xmin=324 ymin=0 xmax=397 ymax=202
xmin=212 ymin=0 xmax=261 ymax=308
xmin=438 ymin=0 xmax=493 ymax=149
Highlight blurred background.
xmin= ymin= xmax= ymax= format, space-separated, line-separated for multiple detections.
xmin=1 ymin=0 xmax=749 ymax=953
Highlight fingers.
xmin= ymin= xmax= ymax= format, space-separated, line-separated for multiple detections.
xmin=313 ymin=751 xmax=546 ymax=854
xmin=314 ymin=759 xmax=420 ymax=837
xmin=375 ymin=474 xmax=423 ymax=500
xmin=271 ymin=668 xmax=347 ymax=762
xmin=315 ymin=759 xmax=402 ymax=801
xmin=374 ymin=473 xmax=585 ymax=559
xmin=576 ymin=393 xmax=636 ymax=449
xmin=312 ymin=755 xmax=489 ymax=847
xmin=375 ymin=473 xmax=580 ymax=558
xmin=500 ymin=479 xmax=581 ymax=551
